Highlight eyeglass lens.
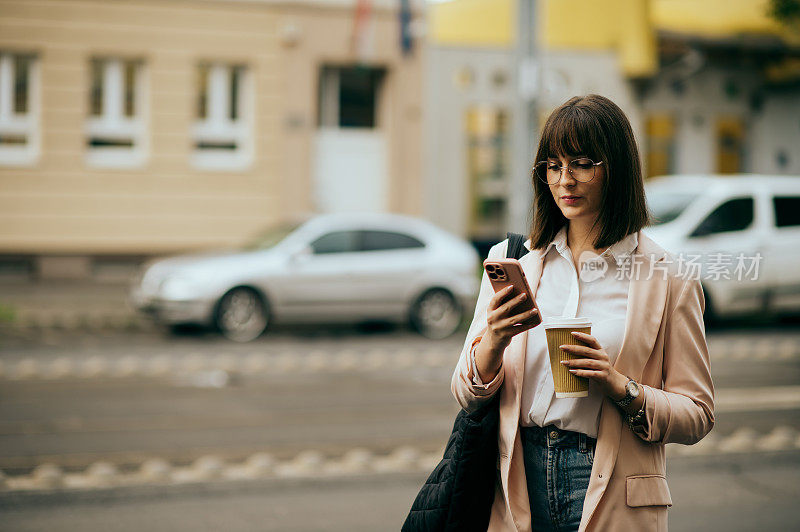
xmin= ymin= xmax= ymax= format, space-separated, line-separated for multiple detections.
xmin=535 ymin=159 xmax=597 ymax=184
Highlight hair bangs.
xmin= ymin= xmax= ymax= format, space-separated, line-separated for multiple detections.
xmin=540 ymin=105 xmax=603 ymax=162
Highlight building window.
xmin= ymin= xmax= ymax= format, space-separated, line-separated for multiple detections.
xmin=318 ymin=65 xmax=386 ymax=129
xmin=465 ymin=107 xmax=510 ymax=243
xmin=0 ymin=52 xmax=39 ymax=166
xmin=86 ymin=57 xmax=147 ymax=168
xmin=645 ymin=113 xmax=676 ymax=178
xmin=192 ymin=62 xmax=252 ymax=170
xmin=716 ymin=116 xmax=746 ymax=174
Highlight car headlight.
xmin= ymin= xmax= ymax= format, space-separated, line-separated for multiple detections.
xmin=159 ymin=275 xmax=201 ymax=300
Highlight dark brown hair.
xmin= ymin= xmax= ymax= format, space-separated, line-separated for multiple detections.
xmin=528 ymin=94 xmax=652 ymax=250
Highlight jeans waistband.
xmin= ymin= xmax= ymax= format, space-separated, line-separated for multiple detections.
xmin=520 ymin=424 xmax=597 ymax=451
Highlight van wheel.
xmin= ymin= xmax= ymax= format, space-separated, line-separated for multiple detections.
xmin=410 ymin=289 xmax=463 ymax=339
xmin=215 ymin=287 xmax=269 ymax=342
xmin=701 ymin=283 xmax=718 ymax=327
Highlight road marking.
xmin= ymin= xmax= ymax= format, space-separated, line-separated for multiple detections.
xmin=1 ymin=336 xmax=799 ymax=381
xmin=716 ymin=385 xmax=800 ymax=412
xmin=1 ymin=424 xmax=798 ymax=493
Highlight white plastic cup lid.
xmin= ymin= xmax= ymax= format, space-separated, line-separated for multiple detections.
xmin=542 ymin=317 xmax=592 ymax=329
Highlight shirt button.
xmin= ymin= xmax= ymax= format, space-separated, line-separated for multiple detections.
xmin=550 ymin=430 xmax=559 ymax=439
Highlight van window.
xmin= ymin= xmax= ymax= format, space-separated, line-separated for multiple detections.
xmin=773 ymin=196 xmax=800 ymax=228
xmin=690 ymin=197 xmax=754 ymax=237
xmin=646 ymin=191 xmax=696 ymax=226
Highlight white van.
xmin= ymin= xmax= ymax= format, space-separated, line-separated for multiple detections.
xmin=642 ymin=174 xmax=800 ymax=322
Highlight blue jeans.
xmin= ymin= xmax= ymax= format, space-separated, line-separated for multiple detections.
xmin=521 ymin=424 xmax=597 ymax=532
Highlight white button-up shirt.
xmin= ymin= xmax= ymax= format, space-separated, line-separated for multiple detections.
xmin=471 ymin=226 xmax=639 ymax=438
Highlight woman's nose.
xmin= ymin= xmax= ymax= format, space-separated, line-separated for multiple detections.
xmin=556 ymin=167 xmax=577 ymax=185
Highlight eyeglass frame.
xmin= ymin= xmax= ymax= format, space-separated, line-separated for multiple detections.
xmin=533 ymin=157 xmax=604 ymax=185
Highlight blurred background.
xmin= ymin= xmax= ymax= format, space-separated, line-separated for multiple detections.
xmin=1 ymin=0 xmax=799 ymax=530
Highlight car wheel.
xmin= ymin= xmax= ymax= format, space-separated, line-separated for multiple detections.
xmin=215 ymin=287 xmax=269 ymax=342
xmin=410 ymin=288 xmax=463 ymax=339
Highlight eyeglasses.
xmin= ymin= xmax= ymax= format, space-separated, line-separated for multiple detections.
xmin=534 ymin=158 xmax=604 ymax=185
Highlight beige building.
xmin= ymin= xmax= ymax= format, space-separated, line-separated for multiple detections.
xmin=0 ymin=0 xmax=424 ymax=279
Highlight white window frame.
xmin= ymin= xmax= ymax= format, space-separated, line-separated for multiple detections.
xmin=0 ymin=52 xmax=40 ymax=167
xmin=85 ymin=57 xmax=148 ymax=169
xmin=191 ymin=62 xmax=253 ymax=171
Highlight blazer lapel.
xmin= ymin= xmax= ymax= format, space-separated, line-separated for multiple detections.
xmin=579 ymin=230 xmax=669 ymax=531
xmin=497 ymin=243 xmax=545 ymax=528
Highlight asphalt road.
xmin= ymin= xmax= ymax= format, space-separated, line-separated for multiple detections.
xmin=1 ymin=452 xmax=798 ymax=532
xmin=1 ymin=321 xmax=799 ymax=530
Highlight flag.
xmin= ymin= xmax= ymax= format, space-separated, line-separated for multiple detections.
xmin=351 ymin=0 xmax=374 ymax=63
xmin=400 ymin=0 xmax=413 ymax=56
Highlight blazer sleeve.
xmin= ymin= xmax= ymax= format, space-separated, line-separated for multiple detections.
xmin=631 ymin=278 xmax=715 ymax=445
xmin=451 ymin=240 xmax=507 ymax=413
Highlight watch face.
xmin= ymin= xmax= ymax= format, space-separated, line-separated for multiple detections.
xmin=626 ymin=381 xmax=640 ymax=397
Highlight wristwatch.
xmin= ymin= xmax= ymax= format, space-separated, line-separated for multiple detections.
xmin=614 ymin=378 xmax=640 ymax=409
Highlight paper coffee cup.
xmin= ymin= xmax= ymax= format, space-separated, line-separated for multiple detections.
xmin=543 ymin=317 xmax=592 ymax=398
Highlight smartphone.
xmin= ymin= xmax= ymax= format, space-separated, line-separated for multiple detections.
xmin=483 ymin=258 xmax=537 ymax=315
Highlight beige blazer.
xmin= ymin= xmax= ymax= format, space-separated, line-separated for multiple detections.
xmin=451 ymin=230 xmax=715 ymax=532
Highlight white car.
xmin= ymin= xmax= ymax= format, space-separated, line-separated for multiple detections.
xmin=130 ymin=212 xmax=480 ymax=341
xmin=643 ymin=174 xmax=800 ymax=322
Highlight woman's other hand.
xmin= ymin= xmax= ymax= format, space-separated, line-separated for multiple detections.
xmin=558 ymin=331 xmax=628 ymax=400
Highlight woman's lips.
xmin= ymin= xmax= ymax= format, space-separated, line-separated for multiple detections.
xmin=561 ymin=195 xmax=582 ymax=205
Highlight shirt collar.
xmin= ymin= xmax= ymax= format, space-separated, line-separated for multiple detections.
xmin=544 ymin=226 xmax=639 ymax=265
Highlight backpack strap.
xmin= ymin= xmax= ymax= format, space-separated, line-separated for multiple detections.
xmin=506 ymin=232 xmax=529 ymax=260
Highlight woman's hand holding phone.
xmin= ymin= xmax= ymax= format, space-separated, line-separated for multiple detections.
xmin=485 ymin=285 xmax=541 ymax=352
xmin=473 ymin=284 xmax=541 ymax=383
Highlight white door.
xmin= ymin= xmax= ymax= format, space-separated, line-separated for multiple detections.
xmin=313 ymin=128 xmax=388 ymax=213
xmin=313 ymin=64 xmax=388 ymax=214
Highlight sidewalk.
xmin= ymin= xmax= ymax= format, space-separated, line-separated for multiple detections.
xmin=0 ymin=281 xmax=149 ymax=332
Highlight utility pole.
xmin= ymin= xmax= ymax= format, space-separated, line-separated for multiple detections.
xmin=509 ymin=0 xmax=541 ymax=235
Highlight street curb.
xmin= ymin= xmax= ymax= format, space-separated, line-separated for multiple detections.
xmin=1 ymin=426 xmax=799 ymax=494
xmin=0 ymin=310 xmax=152 ymax=334
xmin=0 ymin=347 xmax=454 ymax=381
xmin=0 ymin=337 xmax=798 ymax=382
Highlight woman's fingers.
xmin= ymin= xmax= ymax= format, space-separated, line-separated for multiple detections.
xmin=570 ymin=331 xmax=601 ymax=348
xmin=498 ymin=292 xmax=528 ymax=315
xmin=561 ymin=358 xmax=603 ymax=369
xmin=488 ymin=285 xmax=514 ymax=310
xmin=499 ymin=307 xmax=539 ymax=331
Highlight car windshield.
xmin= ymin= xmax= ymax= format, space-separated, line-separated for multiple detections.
xmin=646 ymin=190 xmax=697 ymax=226
xmin=243 ymin=222 xmax=302 ymax=250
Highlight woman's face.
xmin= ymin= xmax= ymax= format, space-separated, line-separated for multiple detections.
xmin=547 ymin=154 xmax=605 ymax=224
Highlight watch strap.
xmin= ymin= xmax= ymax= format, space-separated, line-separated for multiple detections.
xmin=614 ymin=378 xmax=636 ymax=408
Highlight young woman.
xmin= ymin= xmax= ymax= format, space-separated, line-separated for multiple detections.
xmin=451 ymin=94 xmax=714 ymax=531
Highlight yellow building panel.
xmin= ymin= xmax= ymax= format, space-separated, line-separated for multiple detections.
xmin=429 ymin=0 xmax=515 ymax=47
xmin=652 ymin=0 xmax=781 ymax=37
xmin=542 ymin=0 xmax=619 ymax=49
xmin=542 ymin=0 xmax=656 ymax=76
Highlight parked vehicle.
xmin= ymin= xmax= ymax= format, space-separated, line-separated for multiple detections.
xmin=130 ymin=212 xmax=480 ymax=341
xmin=643 ymin=174 xmax=800 ymax=322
